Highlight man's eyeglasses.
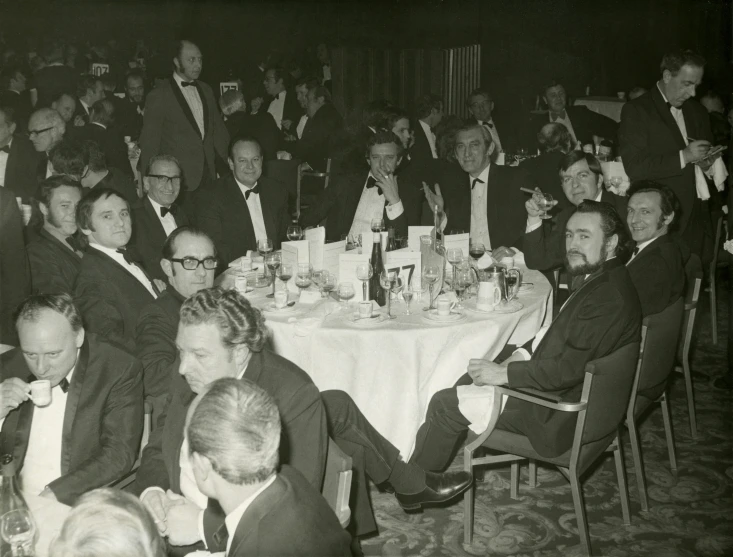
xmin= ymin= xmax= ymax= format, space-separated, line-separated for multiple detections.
xmin=28 ymin=126 xmax=55 ymax=138
xmin=147 ymin=175 xmax=182 ymax=187
xmin=169 ymin=257 xmax=218 ymax=270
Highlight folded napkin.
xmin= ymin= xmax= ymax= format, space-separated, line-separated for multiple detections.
xmin=457 ymin=384 xmax=508 ymax=434
xmin=289 ymin=316 xmax=322 ymax=337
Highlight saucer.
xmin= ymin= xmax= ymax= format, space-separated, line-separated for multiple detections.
xmin=422 ymin=310 xmax=466 ymax=323
xmin=263 ymin=303 xmax=298 ymax=314
xmin=493 ymin=300 xmax=524 ymax=314
xmin=349 ymin=313 xmax=385 ymax=327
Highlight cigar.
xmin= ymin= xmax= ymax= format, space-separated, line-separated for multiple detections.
xmin=520 ymin=187 xmax=540 ymax=195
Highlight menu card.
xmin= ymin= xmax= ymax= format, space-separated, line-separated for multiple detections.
xmin=407 ymin=226 xmax=435 ymax=252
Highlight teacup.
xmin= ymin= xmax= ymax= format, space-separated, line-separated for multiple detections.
xmin=436 ymin=297 xmax=456 ymax=316
xmin=30 ymin=380 xmax=52 ymax=407
xmin=358 ymin=301 xmax=372 ymax=319
xmin=274 ymin=290 xmax=288 ymax=309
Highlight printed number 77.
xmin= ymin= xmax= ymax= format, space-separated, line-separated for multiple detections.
xmin=388 ymin=265 xmax=415 ymax=284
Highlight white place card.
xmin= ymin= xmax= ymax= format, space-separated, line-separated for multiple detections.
xmin=339 ymin=253 xmax=371 ymax=302
xmin=323 ymin=241 xmax=346 ymax=276
xmin=305 ymin=227 xmax=326 ymax=269
xmin=219 ymin=81 xmax=239 ymax=95
xmin=443 ymin=233 xmax=470 ymax=255
xmin=408 ymin=226 xmax=434 ymax=252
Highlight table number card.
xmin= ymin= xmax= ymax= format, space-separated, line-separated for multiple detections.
xmin=219 ymin=81 xmax=239 ymax=96
xmin=91 ymin=63 xmax=110 ymax=76
xmin=385 ymin=250 xmax=422 ymax=292
xmin=339 ymin=253 xmax=371 ymax=302
xmin=407 ymin=226 xmax=435 ymax=252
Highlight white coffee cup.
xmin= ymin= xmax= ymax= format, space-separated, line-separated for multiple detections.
xmin=358 ymin=301 xmax=372 ymax=318
xmin=436 ymin=297 xmax=456 ymax=316
xmin=274 ymin=290 xmax=288 ymax=309
xmin=30 ymin=380 xmax=52 ymax=407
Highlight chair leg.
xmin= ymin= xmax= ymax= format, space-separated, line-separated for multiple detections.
xmin=510 ymin=462 xmax=519 ymax=499
xmin=627 ymin=419 xmax=649 ymax=512
xmin=681 ymin=361 xmax=698 ymax=440
xmin=660 ymin=394 xmax=678 ymax=472
xmin=613 ymin=438 xmax=631 ymax=525
xmin=463 ymin=447 xmax=475 ymax=545
xmin=570 ymin=473 xmax=592 ymax=556
xmin=529 ymin=459 xmax=537 ymax=488
xmin=710 ymin=271 xmax=717 ymax=344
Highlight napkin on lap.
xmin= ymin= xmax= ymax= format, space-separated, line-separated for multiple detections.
xmin=457 ymin=384 xmax=508 ymax=434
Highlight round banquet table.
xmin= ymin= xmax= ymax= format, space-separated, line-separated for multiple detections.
xmin=247 ymin=265 xmax=553 ymax=458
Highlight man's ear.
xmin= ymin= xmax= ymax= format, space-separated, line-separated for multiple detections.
xmin=161 ymin=258 xmax=173 ymax=280
xmin=39 ymin=202 xmax=49 ymax=219
xmin=487 ymin=142 xmax=496 ymax=157
xmin=663 ymin=212 xmax=674 ymax=228
xmin=607 ymin=233 xmax=619 ymax=255
xmin=192 ymin=452 xmax=212 ymax=480
xmin=75 ymin=328 xmax=85 ymax=349
xmin=662 ymin=69 xmax=672 ymax=84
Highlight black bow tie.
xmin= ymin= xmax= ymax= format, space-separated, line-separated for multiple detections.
xmin=483 ymin=121 xmax=494 ymax=129
xmin=0 ymin=145 xmax=9 ymax=154
xmin=59 ymin=378 xmax=69 ymax=393
xmin=66 ymin=236 xmax=82 ymax=252
xmin=633 ymin=247 xmax=640 ymax=256
xmin=160 ymin=204 xmax=177 ymax=217
xmin=244 ymin=185 xmax=260 ymax=200
xmin=366 ymin=176 xmax=379 ymax=190
xmin=550 ymin=111 xmax=567 ymax=122
xmin=181 ymin=80 xmax=196 ymax=87
xmin=116 ymin=247 xmax=141 ymax=265
xmin=471 ymin=177 xmax=485 ymax=190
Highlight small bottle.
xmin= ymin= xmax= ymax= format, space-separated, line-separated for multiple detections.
xmin=369 ymin=232 xmax=386 ymax=306
xmin=1 ymin=455 xmax=31 ymax=556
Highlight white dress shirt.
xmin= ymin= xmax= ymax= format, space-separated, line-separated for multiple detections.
xmin=224 ymin=475 xmax=277 ymax=555
xmin=296 ymin=114 xmax=308 ymax=139
xmin=478 ymin=120 xmax=503 ymax=153
xmin=147 ymin=196 xmax=177 ymax=236
xmin=173 ymin=72 xmax=205 ymax=137
xmin=80 ymin=99 xmax=91 ymax=117
xmin=268 ymin=91 xmax=286 ymax=129
xmin=89 ymin=243 xmax=157 ymax=298
xmin=235 ymin=178 xmax=268 ymax=242
xmin=20 ymin=366 xmax=75 ymax=496
xmin=470 ymin=165 xmax=492 ymax=249
xmin=0 ymin=137 xmax=11 ymax=187
xmin=549 ymin=112 xmax=577 ymax=145
xmin=418 ymin=120 xmax=438 ymax=159
xmin=348 ymin=173 xmax=404 ymax=240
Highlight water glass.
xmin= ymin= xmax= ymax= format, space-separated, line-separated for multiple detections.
xmin=337 ymin=282 xmax=355 ymax=309
xmin=445 ymin=248 xmax=463 ymax=291
xmin=1 ymin=509 xmax=36 ymax=557
xmin=537 ymin=193 xmax=554 ymax=220
xmin=295 ymin=263 xmax=312 ymax=299
xmin=379 ymin=269 xmax=398 ymax=319
xmin=257 ymin=238 xmax=274 ymax=279
xmin=356 ymin=262 xmax=373 ymax=301
xmin=319 ymin=271 xmax=337 ymax=298
xmin=422 ymin=264 xmax=440 ymax=310
xmin=370 ymin=218 xmax=384 ymax=232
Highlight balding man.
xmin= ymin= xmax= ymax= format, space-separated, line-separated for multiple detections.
xmin=50 ymin=92 xmax=77 ymax=125
xmin=76 ymin=99 xmax=132 ymax=178
xmin=28 ymin=108 xmax=66 ymax=182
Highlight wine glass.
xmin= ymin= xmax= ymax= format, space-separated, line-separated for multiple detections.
xmin=453 ymin=267 xmax=473 ymax=310
xmin=295 ymin=263 xmax=312 ymax=299
xmin=370 ymin=218 xmax=384 ymax=233
xmin=337 ymin=282 xmax=355 ymax=309
xmin=402 ymin=281 xmax=414 ymax=315
xmin=422 ymin=264 xmax=440 ymax=310
xmin=391 ymin=276 xmax=404 ymax=304
xmin=379 ymin=269 xmax=398 ymax=319
xmin=445 ymin=248 xmax=463 ymax=291
xmin=287 ymin=225 xmax=304 ymax=241
xmin=279 ymin=263 xmax=293 ymax=285
xmin=356 ymin=262 xmax=373 ymax=301
xmin=469 ymin=241 xmax=485 ymax=262
xmin=265 ymin=252 xmax=281 ymax=298
xmin=536 ymin=193 xmax=554 ymax=220
xmin=257 ymin=238 xmax=274 ymax=280
xmin=1 ymin=509 xmax=36 ymax=557
xmin=311 ymin=269 xmax=324 ymax=292
xmin=319 ymin=271 xmax=337 ymax=298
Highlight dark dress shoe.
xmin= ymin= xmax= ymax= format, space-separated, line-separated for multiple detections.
xmin=395 ymin=470 xmax=473 ymax=510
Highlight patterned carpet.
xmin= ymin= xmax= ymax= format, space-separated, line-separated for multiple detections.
xmin=361 ymin=273 xmax=733 ymax=557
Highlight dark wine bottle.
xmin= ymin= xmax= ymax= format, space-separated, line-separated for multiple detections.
xmin=369 ymin=232 xmax=386 ymax=306
xmin=1 ymin=455 xmax=30 ymax=556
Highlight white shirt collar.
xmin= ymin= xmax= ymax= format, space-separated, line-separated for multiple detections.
xmin=91 ymin=122 xmax=106 ymax=130
xmin=0 ymin=137 xmax=11 ymax=151
xmin=594 ymin=189 xmax=603 ymax=202
xmin=656 ymin=82 xmax=673 ymax=107
xmin=418 ymin=119 xmax=432 ymax=134
xmin=173 ymin=72 xmax=195 ymax=87
xmin=471 ymin=164 xmax=491 ymax=187
xmin=147 ymin=196 xmax=172 ymax=213
xmin=234 ymin=177 xmax=258 ymax=192
xmin=224 ymin=475 xmax=277 ymax=553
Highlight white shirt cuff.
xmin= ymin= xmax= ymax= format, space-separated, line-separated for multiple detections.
xmin=140 ymin=486 xmax=165 ymax=501
xmin=198 ymin=509 xmax=207 ymax=549
xmin=525 ymin=218 xmax=542 ymax=234
xmin=512 ymin=348 xmax=531 ymax=361
xmin=679 ymin=150 xmax=686 ymax=169
xmin=385 ymin=200 xmax=404 ymax=220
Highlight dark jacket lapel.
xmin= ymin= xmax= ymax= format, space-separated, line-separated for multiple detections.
xmin=142 ymin=197 xmax=168 ymax=247
xmin=40 ymin=228 xmax=82 ymax=261
xmin=60 ymin=338 xmax=90 ymax=475
xmin=85 ymin=248 xmax=155 ymax=298
xmin=0 ymin=371 xmax=36 ymax=470
xmin=168 ymin=78 xmax=203 ymax=140
xmin=228 ymin=475 xmax=287 ymax=555
xmin=651 ymin=86 xmax=685 ymax=149
xmin=627 ymin=234 xmax=669 ymax=268
xmin=258 ymin=178 xmax=278 ymax=241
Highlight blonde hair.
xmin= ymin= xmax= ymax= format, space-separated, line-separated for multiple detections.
xmin=49 ymin=489 xmax=165 ymax=557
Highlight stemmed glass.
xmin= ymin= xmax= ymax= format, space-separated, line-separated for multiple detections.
xmin=391 ymin=276 xmax=404 ymax=304
xmin=356 ymin=262 xmax=373 ymax=301
xmin=265 ymin=252 xmax=281 ymax=298
xmin=469 ymin=241 xmax=485 ymax=263
xmin=422 ymin=264 xmax=440 ymax=310
xmin=379 ymin=269 xmax=398 ymax=319
xmin=337 ymin=282 xmax=355 ymax=309
xmin=1 ymin=509 xmax=36 ymax=557
xmin=295 ymin=263 xmax=312 ymax=299
xmin=257 ymin=238 xmax=273 ymax=281
xmin=536 ymin=193 xmax=554 ymax=220
xmin=319 ymin=271 xmax=337 ymax=298
xmin=453 ymin=266 xmax=473 ymax=310
xmin=287 ymin=225 xmax=304 ymax=241
xmin=371 ymin=218 xmax=384 ymax=233
xmin=402 ymin=281 xmax=414 ymax=315
xmin=445 ymin=248 xmax=463 ymax=291
xmin=279 ymin=263 xmax=293 ymax=287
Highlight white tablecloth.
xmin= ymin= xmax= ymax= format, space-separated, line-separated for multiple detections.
xmin=574 ymin=96 xmax=625 ymax=123
xmin=25 ymin=493 xmax=69 ymax=556
xmin=248 ymin=267 xmax=552 ymax=458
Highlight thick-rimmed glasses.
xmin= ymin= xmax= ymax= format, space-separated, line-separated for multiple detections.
xmin=28 ymin=125 xmax=55 ymax=138
xmin=169 ymin=257 xmax=218 ymax=270
xmin=147 ymin=174 xmax=182 ymax=187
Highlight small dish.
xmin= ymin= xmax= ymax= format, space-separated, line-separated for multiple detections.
xmin=422 ymin=310 xmax=466 ymax=323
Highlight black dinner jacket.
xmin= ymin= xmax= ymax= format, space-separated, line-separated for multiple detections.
xmin=300 ymin=169 xmax=410 ymax=242
xmin=3 ymin=135 xmax=43 ymax=202
xmin=135 ymin=287 xmax=184 ymax=399
xmin=501 ymin=258 xmax=642 ymax=457
xmin=96 ymin=166 xmax=139 ymax=203
xmin=73 ymin=99 xmax=92 ymax=125
xmin=0 ymin=187 xmax=31 ymax=345
xmin=0 ymin=90 xmax=31 ymax=134
xmin=75 ymin=122 xmax=133 ymax=178
xmin=131 ymin=349 xmax=328 ymax=551
xmin=529 ymin=105 xmax=619 ymax=148
xmin=131 ymin=196 xmax=190 ymax=281
xmin=224 ymin=465 xmax=352 ymax=557
xmin=73 ymin=246 xmax=156 ymax=354
xmin=443 ymin=163 xmax=529 ymax=249
xmin=412 ymin=121 xmax=436 ymax=168
xmin=619 ymin=87 xmax=713 ymax=235
xmin=626 ymin=233 xmax=688 ymax=317
xmin=0 ymin=335 xmax=144 ymax=505
xmin=225 ymin=111 xmax=280 ymax=161
xmin=116 ymin=95 xmax=145 ymax=141
xmin=195 ymin=174 xmax=290 ymax=267
xmin=26 ymin=228 xmax=82 ymax=295
xmin=523 ymin=189 xmax=628 ymax=272
xmin=296 ymin=102 xmax=344 ymax=172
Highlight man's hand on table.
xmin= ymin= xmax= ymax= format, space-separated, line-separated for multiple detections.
xmin=164 ymin=490 xmax=203 ymax=546
xmin=468 ymin=359 xmax=508 ymax=386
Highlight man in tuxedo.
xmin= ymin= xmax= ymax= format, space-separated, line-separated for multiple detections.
xmin=29 ymin=41 xmax=77 ymax=108
xmin=529 ymin=80 xmax=618 ymax=148
xmin=0 ymin=187 xmax=30 ymax=345
xmin=196 ymin=137 xmax=289 ymax=266
xmin=292 ymin=76 xmax=312 ymax=141
xmin=133 ymin=287 xmax=327 ymax=553
xmin=263 ymin=67 xmax=302 ymax=135
xmin=414 ymin=94 xmax=443 ymax=164
xmin=619 ymin=49 xmax=720 ymax=256
xmin=79 ymin=139 xmax=138 ymax=201
xmin=50 ymin=92 xmax=77 ymax=125
xmin=75 ymin=99 xmax=132 ymax=177
xmin=0 ymin=294 xmax=143 ymax=505
xmin=27 ymin=176 xmax=84 ymax=295
xmin=0 ymin=65 xmax=31 ymax=133
xmin=117 ymin=71 xmax=145 ymax=141
xmin=28 ymin=108 xmax=66 ymax=183
xmin=519 ymin=123 xmax=574 ymax=212
xmin=185 ymin=378 xmax=352 ymax=557
xmin=423 ymin=124 xmax=528 ymax=250
xmin=74 ymin=75 xmax=105 ymax=127
xmin=300 ymin=130 xmax=409 ymax=241
xmin=465 ymin=88 xmax=506 ymax=154
xmin=625 ymin=181 xmax=687 ymax=316
xmin=410 ymin=201 xmax=642 ymax=466
xmin=523 ymin=151 xmax=627 ymax=272
xmin=131 ymin=155 xmax=190 ymax=280
xmin=139 ymin=39 xmax=229 ymax=203
xmin=73 ymin=187 xmax=160 ymax=353
xmin=136 ymin=227 xmax=217 ymax=401
xmin=219 ymin=90 xmax=280 ymax=161
xmin=296 ymin=80 xmax=344 ymax=172
xmin=0 ymin=106 xmax=42 ymax=202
